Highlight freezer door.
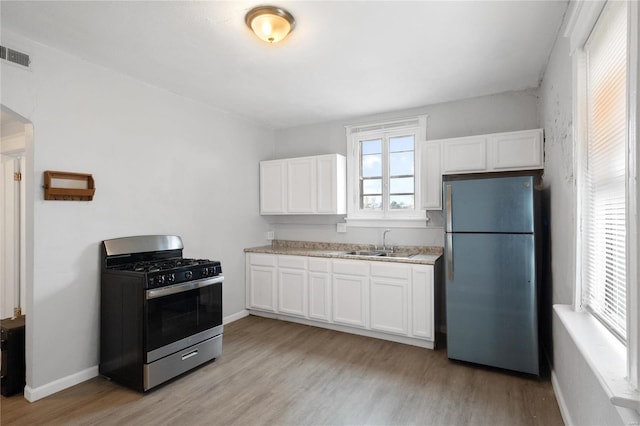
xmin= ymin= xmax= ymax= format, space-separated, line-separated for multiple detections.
xmin=444 ymin=175 xmax=535 ymax=233
xmin=445 ymin=232 xmax=538 ymax=375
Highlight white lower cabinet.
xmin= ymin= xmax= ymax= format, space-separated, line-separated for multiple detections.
xmin=246 ymin=253 xmax=277 ymax=312
xmin=308 ymin=258 xmax=331 ymax=321
xmin=277 ymin=256 xmax=308 ymax=317
xmin=246 ymin=254 xmax=437 ymax=348
xmin=410 ymin=265 xmax=434 ymax=340
xmin=332 ymin=260 xmax=369 ymax=328
xmin=370 ymin=262 xmax=409 ymax=335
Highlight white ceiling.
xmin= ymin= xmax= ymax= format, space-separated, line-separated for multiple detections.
xmin=1 ymin=1 xmax=567 ymax=129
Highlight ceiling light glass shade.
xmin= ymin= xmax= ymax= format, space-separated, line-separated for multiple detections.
xmin=245 ymin=6 xmax=295 ymax=43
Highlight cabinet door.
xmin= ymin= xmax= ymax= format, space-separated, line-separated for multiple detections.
xmin=316 ymin=155 xmax=337 ymax=214
xmin=442 ymin=136 xmax=487 ymax=173
xmin=411 ymin=265 xmax=434 ymax=340
xmin=309 ymin=258 xmax=331 ymax=321
xmin=278 ymin=268 xmax=307 ymax=317
xmin=247 ymin=254 xmax=277 ymax=312
xmin=370 ymin=278 xmax=408 ymax=335
xmin=287 ymin=157 xmax=315 ymax=213
xmin=420 ymin=141 xmax=442 ymax=210
xmin=309 ymin=272 xmax=331 ymax=321
xmin=260 ymin=160 xmax=287 ymax=214
xmin=489 ymin=129 xmax=543 ymax=170
xmin=370 ymin=262 xmax=409 ymax=335
xmin=332 ymin=266 xmax=368 ymax=328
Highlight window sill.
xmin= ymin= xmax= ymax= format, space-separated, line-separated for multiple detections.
xmin=554 ymin=304 xmax=640 ymax=411
xmin=345 ymin=217 xmax=429 ymax=228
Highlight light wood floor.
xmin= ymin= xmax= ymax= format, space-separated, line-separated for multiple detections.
xmin=1 ymin=315 xmax=562 ymax=425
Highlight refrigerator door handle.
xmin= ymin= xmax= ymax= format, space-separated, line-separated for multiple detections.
xmin=445 ymin=184 xmax=452 ymax=233
xmin=447 ymin=232 xmax=453 ymax=280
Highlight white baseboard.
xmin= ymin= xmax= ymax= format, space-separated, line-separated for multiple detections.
xmin=551 ymin=369 xmax=574 ymax=426
xmin=223 ymin=309 xmax=249 ymax=325
xmin=22 ymin=313 xmax=249 ymax=403
xmin=24 ymin=365 xmax=98 ymax=402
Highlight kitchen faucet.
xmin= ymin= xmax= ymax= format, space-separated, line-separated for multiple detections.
xmin=382 ymin=229 xmax=391 ymax=251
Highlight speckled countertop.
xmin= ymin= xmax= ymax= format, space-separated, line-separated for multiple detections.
xmin=244 ymin=240 xmax=443 ymax=265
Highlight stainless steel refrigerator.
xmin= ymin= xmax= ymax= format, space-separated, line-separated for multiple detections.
xmin=443 ymin=172 xmax=541 ymax=375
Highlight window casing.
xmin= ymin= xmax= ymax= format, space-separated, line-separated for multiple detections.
xmin=579 ymin=0 xmax=628 ymax=342
xmin=346 ymin=116 xmax=427 ymax=226
xmin=567 ymin=0 xmax=639 ymax=398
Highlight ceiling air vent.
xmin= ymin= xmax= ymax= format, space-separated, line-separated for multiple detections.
xmin=0 ymin=45 xmax=30 ymax=68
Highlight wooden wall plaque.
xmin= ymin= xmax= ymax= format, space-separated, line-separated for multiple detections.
xmin=44 ymin=171 xmax=95 ymax=201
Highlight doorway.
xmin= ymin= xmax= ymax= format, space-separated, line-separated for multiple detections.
xmin=1 ymin=104 xmax=33 ymax=397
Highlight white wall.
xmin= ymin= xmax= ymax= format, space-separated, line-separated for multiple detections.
xmin=270 ymin=90 xmax=540 ymax=247
xmin=1 ymin=32 xmax=273 ymax=397
xmin=537 ymin=17 xmax=635 ymax=426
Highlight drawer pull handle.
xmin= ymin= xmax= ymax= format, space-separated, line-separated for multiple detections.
xmin=181 ymin=350 xmax=198 ymax=360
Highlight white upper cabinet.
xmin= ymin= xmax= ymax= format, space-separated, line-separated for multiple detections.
xmin=316 ymin=154 xmax=346 ymax=214
xmin=260 ymin=154 xmax=346 ymax=215
xmin=442 ymin=135 xmax=488 ymax=173
xmin=419 ymin=141 xmax=443 ymax=210
xmin=488 ymin=129 xmax=543 ymax=170
xmin=259 ymin=161 xmax=287 ymax=214
xmin=419 ymin=129 xmax=543 ymax=211
xmin=287 ymin=157 xmax=316 ymax=213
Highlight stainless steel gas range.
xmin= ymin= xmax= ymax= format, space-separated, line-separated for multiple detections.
xmin=100 ymin=235 xmax=223 ymax=392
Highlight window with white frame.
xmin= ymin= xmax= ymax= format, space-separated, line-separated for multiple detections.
xmin=579 ymin=0 xmax=629 ymax=341
xmin=345 ymin=116 xmax=427 ymax=225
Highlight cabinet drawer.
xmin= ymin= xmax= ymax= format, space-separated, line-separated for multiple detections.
xmin=370 ymin=262 xmax=410 ymax=280
xmin=278 ymin=255 xmax=307 ymax=269
xmin=309 ymin=258 xmax=331 ymax=273
xmin=332 ymin=260 xmax=369 ymax=276
xmin=249 ymin=253 xmax=276 ymax=267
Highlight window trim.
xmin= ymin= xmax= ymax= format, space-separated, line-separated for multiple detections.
xmin=345 ymin=115 xmax=427 ymax=227
xmin=568 ymin=0 xmax=640 ymax=400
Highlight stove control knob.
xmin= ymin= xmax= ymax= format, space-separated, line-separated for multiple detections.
xmin=202 ymin=267 xmax=209 ymax=277
xmin=185 ymin=271 xmax=193 ymax=280
xmin=168 ymin=273 xmax=175 ymax=283
xmin=157 ymin=275 xmax=165 ymax=285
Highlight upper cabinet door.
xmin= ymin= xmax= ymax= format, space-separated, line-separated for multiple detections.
xmin=287 ymin=157 xmax=316 ymax=213
xmin=419 ymin=141 xmax=442 ymax=210
xmin=488 ymin=129 xmax=543 ymax=170
xmin=316 ymin=154 xmax=347 ymax=214
xmin=442 ymin=136 xmax=487 ymax=173
xmin=260 ymin=160 xmax=287 ymax=214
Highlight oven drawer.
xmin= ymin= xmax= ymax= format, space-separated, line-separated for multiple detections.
xmin=144 ymin=334 xmax=222 ymax=391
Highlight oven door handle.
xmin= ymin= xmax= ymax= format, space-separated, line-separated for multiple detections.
xmin=146 ymin=275 xmax=224 ymax=300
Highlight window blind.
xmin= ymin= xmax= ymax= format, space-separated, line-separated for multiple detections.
xmin=582 ymin=0 xmax=627 ymax=340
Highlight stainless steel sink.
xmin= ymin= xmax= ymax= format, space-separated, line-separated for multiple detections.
xmin=344 ymin=250 xmax=384 ymax=256
xmin=343 ymin=250 xmax=417 ymax=258
xmin=382 ymin=252 xmax=418 ymax=258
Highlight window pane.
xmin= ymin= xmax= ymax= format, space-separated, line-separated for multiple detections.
xmin=390 ymin=177 xmax=414 ymax=194
xmin=390 ymin=135 xmax=414 ymax=152
xmin=362 ymin=179 xmax=382 ymax=195
xmin=362 ymin=195 xmax=382 ymax=210
xmin=362 ymin=154 xmax=382 ymax=178
xmin=390 ymin=152 xmax=414 ymax=176
xmin=389 ymin=195 xmax=414 ymax=210
xmin=361 ymin=139 xmax=382 ymax=155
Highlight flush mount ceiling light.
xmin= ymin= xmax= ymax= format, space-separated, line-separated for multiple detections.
xmin=245 ymin=5 xmax=296 ymax=44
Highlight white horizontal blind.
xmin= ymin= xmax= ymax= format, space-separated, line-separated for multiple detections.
xmin=582 ymin=0 xmax=628 ymax=340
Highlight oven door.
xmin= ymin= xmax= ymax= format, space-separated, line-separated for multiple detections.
xmin=145 ymin=276 xmax=223 ymax=363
